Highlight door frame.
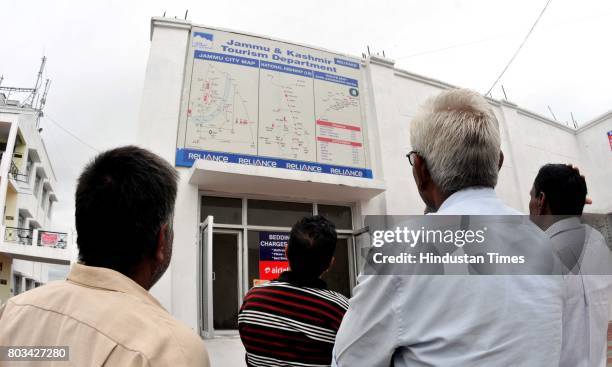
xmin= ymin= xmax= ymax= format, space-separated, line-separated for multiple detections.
xmin=199 ymin=216 xmax=244 ymax=338
xmin=212 ymin=228 xmax=243 ymax=336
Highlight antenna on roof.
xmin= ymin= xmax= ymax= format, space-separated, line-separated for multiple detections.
xmin=185 ymin=9 xmax=189 ymax=20
xmin=570 ymin=112 xmax=577 ymax=128
xmin=501 ymin=85 xmax=508 ymax=100
xmin=382 ymin=50 xmax=386 ymax=57
xmin=367 ymin=46 xmax=370 ymax=56
xmin=39 ymin=79 xmax=51 ymax=111
xmin=547 ymin=105 xmax=557 ymax=121
xmin=0 ymin=75 xmax=3 ymax=87
xmin=163 ymin=10 xmax=166 ymax=17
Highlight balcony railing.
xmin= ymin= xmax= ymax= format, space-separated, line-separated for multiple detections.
xmin=3 ymin=227 xmax=68 ymax=249
xmin=5 ymin=227 xmax=33 ymax=246
xmin=37 ymin=230 xmax=68 ymax=249
xmin=9 ymin=160 xmax=29 ymax=183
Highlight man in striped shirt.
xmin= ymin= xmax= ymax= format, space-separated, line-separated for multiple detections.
xmin=238 ymin=215 xmax=349 ymax=367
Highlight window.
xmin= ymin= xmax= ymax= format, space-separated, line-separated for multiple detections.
xmin=201 ymin=196 xmax=242 ymax=224
xmin=247 ymin=199 xmax=312 ymax=227
xmin=317 ymin=204 xmax=353 ymax=230
xmin=26 ymin=157 xmax=34 ymax=183
xmin=17 ymin=214 xmax=25 ymax=229
xmin=42 ymin=187 xmax=48 ymax=209
xmin=13 ymin=274 xmax=22 ymax=295
xmin=34 ymin=174 xmax=42 ymax=197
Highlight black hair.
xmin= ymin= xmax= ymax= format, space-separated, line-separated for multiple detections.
xmin=533 ymin=164 xmax=587 ymax=215
xmin=287 ymin=215 xmax=337 ymax=279
xmin=75 ymin=146 xmax=178 ymax=275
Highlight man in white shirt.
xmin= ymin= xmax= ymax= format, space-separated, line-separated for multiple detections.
xmin=332 ymin=89 xmax=564 ymax=366
xmin=529 ymin=163 xmax=612 ymax=367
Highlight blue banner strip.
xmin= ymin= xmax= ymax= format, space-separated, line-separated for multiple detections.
xmin=313 ymin=71 xmax=358 ymax=87
xmin=260 ymin=61 xmax=314 ymax=78
xmin=334 ymin=57 xmax=360 ymax=70
xmin=194 ymin=50 xmax=259 ymax=68
xmin=176 ymin=148 xmax=373 ymax=179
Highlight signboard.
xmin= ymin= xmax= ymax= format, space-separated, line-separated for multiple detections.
xmin=177 ymin=27 xmax=372 ymax=179
xmin=258 ymin=232 xmax=290 ymax=280
xmin=608 ymin=130 xmax=612 ymax=151
xmin=39 ymin=232 xmax=60 ymax=247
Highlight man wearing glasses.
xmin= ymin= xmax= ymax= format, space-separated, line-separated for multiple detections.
xmin=332 ymin=89 xmax=563 ymax=366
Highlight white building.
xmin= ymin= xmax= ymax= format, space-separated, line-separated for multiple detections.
xmin=0 ymin=92 xmax=73 ymax=304
xmin=136 ymin=17 xmax=612 ymax=358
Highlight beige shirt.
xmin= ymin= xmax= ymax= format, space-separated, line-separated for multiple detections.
xmin=0 ymin=264 xmax=210 ymax=367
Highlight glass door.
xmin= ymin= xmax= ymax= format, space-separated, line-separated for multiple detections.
xmin=199 ymin=216 xmax=213 ymax=338
xmin=199 ymin=216 xmax=243 ymax=338
xmin=212 ymin=230 xmax=242 ymax=331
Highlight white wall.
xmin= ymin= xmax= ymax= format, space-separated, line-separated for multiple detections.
xmin=360 ymin=56 xmax=608 ymax=216
xmin=576 ymin=112 xmax=612 ymax=214
xmin=136 ymin=17 xmax=200 ymax=330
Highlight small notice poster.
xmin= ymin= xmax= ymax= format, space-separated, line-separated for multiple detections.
xmin=259 ymin=232 xmax=290 ymax=280
xmin=608 ymin=130 xmax=612 ymax=151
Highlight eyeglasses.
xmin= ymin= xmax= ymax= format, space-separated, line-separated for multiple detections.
xmin=406 ymin=151 xmax=421 ymax=166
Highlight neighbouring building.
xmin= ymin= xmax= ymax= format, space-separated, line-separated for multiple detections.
xmin=136 ymin=17 xmax=612 ymax=344
xmin=0 ymin=69 xmax=74 ymax=304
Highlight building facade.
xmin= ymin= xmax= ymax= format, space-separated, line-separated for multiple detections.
xmin=136 ymin=17 xmax=612 ymax=340
xmin=0 ymin=93 xmax=73 ymax=304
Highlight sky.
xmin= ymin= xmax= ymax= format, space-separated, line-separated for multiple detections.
xmin=0 ymin=0 xmax=611 ymax=233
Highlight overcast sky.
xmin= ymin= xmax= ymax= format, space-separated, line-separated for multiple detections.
xmin=1 ymin=0 xmax=611 ymax=232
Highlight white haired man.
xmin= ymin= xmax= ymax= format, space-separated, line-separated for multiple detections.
xmin=332 ymin=89 xmax=564 ymax=366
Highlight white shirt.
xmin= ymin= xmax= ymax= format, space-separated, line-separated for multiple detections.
xmin=332 ymin=187 xmax=564 ymax=367
xmin=546 ymin=217 xmax=612 ymax=367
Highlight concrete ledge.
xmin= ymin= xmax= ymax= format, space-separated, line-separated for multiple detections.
xmin=0 ymin=242 xmax=71 ymax=265
xmin=189 ymin=160 xmax=385 ymax=202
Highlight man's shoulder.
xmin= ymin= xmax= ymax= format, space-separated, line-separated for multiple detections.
xmin=3 ymin=280 xmax=208 ymax=365
xmin=249 ymin=281 xmax=349 ymax=310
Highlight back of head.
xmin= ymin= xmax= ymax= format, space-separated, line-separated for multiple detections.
xmin=75 ymin=146 xmax=178 ymax=276
xmin=410 ymin=88 xmax=501 ymax=196
xmin=287 ymin=215 xmax=337 ymax=280
xmin=534 ymin=164 xmax=587 ymax=215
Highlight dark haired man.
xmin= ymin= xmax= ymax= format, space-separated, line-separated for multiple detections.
xmin=0 ymin=146 xmax=209 ymax=366
xmin=530 ymin=163 xmax=612 ymax=367
xmin=238 ymin=215 xmax=349 ymax=367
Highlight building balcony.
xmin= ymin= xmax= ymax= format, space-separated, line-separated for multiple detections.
xmin=0 ymin=226 xmax=72 ymax=265
xmin=8 ymin=159 xmax=30 ymax=184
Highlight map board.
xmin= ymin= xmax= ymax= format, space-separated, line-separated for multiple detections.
xmin=176 ymin=26 xmax=372 ymax=179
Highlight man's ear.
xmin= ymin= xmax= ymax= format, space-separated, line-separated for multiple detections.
xmin=537 ymin=192 xmax=547 ymax=215
xmin=156 ymin=223 xmax=169 ymax=263
xmin=413 ymin=154 xmax=431 ymax=191
xmin=328 ymin=256 xmax=336 ymax=271
xmin=498 ymin=151 xmax=504 ymax=171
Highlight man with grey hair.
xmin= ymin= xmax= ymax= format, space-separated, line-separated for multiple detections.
xmin=332 ymin=89 xmax=563 ymax=366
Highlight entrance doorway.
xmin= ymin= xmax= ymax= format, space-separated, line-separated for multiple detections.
xmin=212 ymin=232 xmax=241 ymax=330
xmin=198 ymin=196 xmax=361 ymax=338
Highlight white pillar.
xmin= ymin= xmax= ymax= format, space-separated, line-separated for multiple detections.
xmin=137 ymin=17 xmax=192 ymax=316
xmin=0 ymin=121 xmax=19 ymax=226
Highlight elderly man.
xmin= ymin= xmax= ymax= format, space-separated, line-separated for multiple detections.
xmin=332 ymin=89 xmax=563 ymax=366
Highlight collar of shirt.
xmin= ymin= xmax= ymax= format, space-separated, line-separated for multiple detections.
xmin=545 ymin=217 xmax=583 ymax=238
xmin=435 ymin=186 xmax=521 ymax=215
xmin=67 ymin=263 xmax=165 ymax=311
xmin=275 ymin=271 xmax=328 ymax=289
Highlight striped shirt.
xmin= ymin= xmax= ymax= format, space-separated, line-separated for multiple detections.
xmin=238 ymin=271 xmax=349 ymax=367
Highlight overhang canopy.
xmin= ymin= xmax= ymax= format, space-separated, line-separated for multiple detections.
xmin=189 ymin=160 xmax=385 ymax=202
